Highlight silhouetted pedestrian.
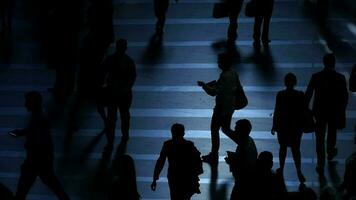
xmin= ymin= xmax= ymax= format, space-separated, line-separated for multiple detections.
xmin=9 ymin=91 xmax=70 ymax=200
xmin=154 ymin=0 xmax=178 ymax=36
xmin=198 ymin=53 xmax=240 ymax=163
xmin=100 ymin=39 xmax=136 ymax=152
xmin=254 ymin=151 xmax=287 ymax=200
xmin=305 ymin=53 xmax=348 ymax=176
xmin=253 ymin=0 xmax=274 ymax=46
xmin=225 ymin=119 xmax=257 ymax=200
xmin=109 ymin=154 xmax=140 ymax=200
xmin=151 ymin=124 xmax=203 ymax=200
xmin=272 ymin=73 xmax=306 ymax=185
xmin=0 ymin=0 xmax=14 ymax=33
xmin=226 ymin=0 xmax=244 ymax=44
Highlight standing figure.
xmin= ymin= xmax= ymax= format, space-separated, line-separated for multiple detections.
xmin=226 ymin=0 xmax=244 ymax=44
xmin=225 ymin=119 xmax=258 ymax=200
xmin=272 ymin=73 xmax=306 ymax=185
xmin=100 ymin=39 xmax=136 ymax=152
xmin=151 ymin=124 xmax=203 ymax=200
xmin=10 ymin=91 xmax=70 ymax=200
xmin=197 ymin=53 xmax=240 ymax=163
xmin=154 ymin=0 xmax=178 ymax=35
xmin=305 ymin=53 xmax=348 ymax=176
xmin=0 ymin=0 xmax=15 ymax=32
xmin=253 ymin=0 xmax=274 ymax=46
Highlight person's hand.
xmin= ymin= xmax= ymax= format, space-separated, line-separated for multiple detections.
xmin=151 ymin=180 xmax=157 ymax=191
xmin=197 ymin=81 xmax=205 ymax=87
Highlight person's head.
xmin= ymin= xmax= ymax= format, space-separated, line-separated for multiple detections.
xmin=284 ymin=73 xmax=297 ymax=89
xmin=116 ymin=39 xmax=127 ymax=55
xmin=257 ymin=151 xmax=273 ymax=170
xmin=171 ymin=123 xmax=185 ymax=140
xmin=218 ymin=53 xmax=232 ymax=71
xmin=25 ymin=91 xmax=43 ymax=112
xmin=234 ymin=119 xmax=252 ymax=143
xmin=323 ymin=53 xmax=336 ymax=71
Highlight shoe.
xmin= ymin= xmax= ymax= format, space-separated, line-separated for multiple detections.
xmin=202 ymin=152 xmax=218 ymax=164
xmin=327 ymin=148 xmax=338 ymax=161
xmin=316 ymin=165 xmax=324 ymax=177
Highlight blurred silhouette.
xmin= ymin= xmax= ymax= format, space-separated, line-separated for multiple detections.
xmin=349 ymin=64 xmax=356 ymax=92
xmin=0 ymin=182 xmax=14 ymax=200
xmin=339 ymin=152 xmax=356 ymax=199
xmin=109 ymin=154 xmax=140 ymax=200
xmin=151 ymin=124 xmax=203 ymax=200
xmin=0 ymin=0 xmax=14 ymax=33
xmin=288 ymin=185 xmax=318 ymax=200
xmin=253 ymin=0 xmax=274 ymax=46
xmin=78 ymin=0 xmax=114 ymax=97
xmin=254 ymin=151 xmax=287 ymax=200
xmin=154 ymin=0 xmax=178 ymax=36
xmin=305 ymin=54 xmax=349 ymax=176
xmin=272 ymin=73 xmax=306 ymax=185
xmin=197 ymin=53 xmax=240 ymax=163
xmin=225 ymin=119 xmax=257 ymax=200
xmin=320 ymin=186 xmax=338 ymax=200
xmin=226 ymin=0 xmax=244 ymax=44
xmin=9 ymin=91 xmax=70 ymax=200
xmin=100 ymin=39 xmax=136 ymax=152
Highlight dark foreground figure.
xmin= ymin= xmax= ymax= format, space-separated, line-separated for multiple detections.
xmin=305 ymin=53 xmax=348 ymax=176
xmin=10 ymin=91 xmax=70 ymax=200
xmin=151 ymin=124 xmax=203 ymax=200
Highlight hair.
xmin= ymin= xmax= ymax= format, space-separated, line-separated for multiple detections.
xmin=235 ymin=119 xmax=252 ymax=137
xmin=116 ymin=39 xmax=127 ymax=50
xmin=323 ymin=53 xmax=335 ymax=70
xmin=171 ymin=123 xmax=185 ymax=138
xmin=25 ymin=91 xmax=43 ymax=110
xmin=284 ymin=72 xmax=297 ymax=88
xmin=218 ymin=53 xmax=233 ymax=70
xmin=257 ymin=151 xmax=273 ymax=169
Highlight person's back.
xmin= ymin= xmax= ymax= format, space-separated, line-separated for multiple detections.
xmin=215 ymin=68 xmax=238 ymax=113
xmin=274 ymin=89 xmax=304 ymax=131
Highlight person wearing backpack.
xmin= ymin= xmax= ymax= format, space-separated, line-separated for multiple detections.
xmin=197 ymin=53 xmax=243 ymax=164
xmin=151 ymin=123 xmax=203 ymax=200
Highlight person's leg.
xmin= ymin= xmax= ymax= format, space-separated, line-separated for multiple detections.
xmin=278 ymin=144 xmax=287 ymax=172
xmin=202 ymin=110 xmax=221 ymax=162
xmin=253 ymin=16 xmax=263 ymax=43
xmin=220 ymin=111 xmax=233 ymax=136
xmin=39 ymin=162 xmax=70 ymax=200
xmin=327 ymin=120 xmax=338 ymax=161
xmin=154 ymin=0 xmax=168 ymax=34
xmin=315 ymin=118 xmax=327 ymax=175
xmin=261 ymin=15 xmax=272 ymax=44
xmin=118 ymin=93 xmax=132 ymax=141
xmin=291 ymin=141 xmax=305 ymax=183
xmin=105 ymin=101 xmax=118 ymax=151
xmin=15 ymin=162 xmax=38 ymax=200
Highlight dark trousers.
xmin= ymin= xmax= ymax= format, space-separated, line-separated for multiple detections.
xmin=154 ymin=0 xmax=169 ymax=31
xmin=106 ymin=93 xmax=132 ymax=145
xmin=315 ymin=117 xmax=337 ymax=168
xmin=253 ymin=15 xmax=271 ymax=42
xmin=15 ymin=159 xmax=69 ymax=200
xmin=227 ymin=0 xmax=244 ymax=41
xmin=210 ymin=109 xmax=234 ymax=154
xmin=168 ymin=178 xmax=192 ymax=200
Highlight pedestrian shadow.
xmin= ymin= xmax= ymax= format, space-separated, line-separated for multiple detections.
xmin=141 ymin=33 xmax=164 ymax=66
xmin=208 ymin=162 xmax=228 ymax=200
xmin=245 ymin=44 xmax=276 ymax=81
xmin=211 ymin=39 xmax=241 ymax=64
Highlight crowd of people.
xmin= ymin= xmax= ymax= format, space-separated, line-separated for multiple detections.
xmin=0 ymin=0 xmax=356 ymax=199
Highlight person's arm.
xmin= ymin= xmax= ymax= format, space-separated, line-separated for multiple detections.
xmin=151 ymin=143 xmax=167 ymax=191
xmin=341 ymin=75 xmax=349 ymax=110
xmin=304 ymin=75 xmax=315 ymax=108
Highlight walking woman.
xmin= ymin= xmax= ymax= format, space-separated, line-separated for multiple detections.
xmin=271 ymin=73 xmax=306 ymax=186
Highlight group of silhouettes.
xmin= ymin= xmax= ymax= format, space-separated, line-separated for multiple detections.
xmin=1 ymin=0 xmax=356 ymax=199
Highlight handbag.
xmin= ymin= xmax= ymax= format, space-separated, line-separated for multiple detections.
xmin=302 ymin=109 xmax=315 ymax=133
xmin=213 ymin=2 xmax=229 ymax=18
xmin=245 ymin=1 xmax=256 ymax=17
xmin=235 ymin=81 xmax=248 ymax=110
